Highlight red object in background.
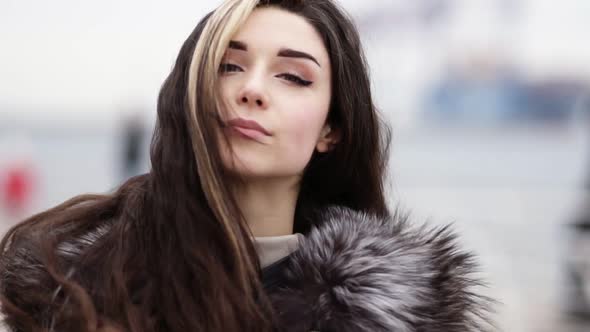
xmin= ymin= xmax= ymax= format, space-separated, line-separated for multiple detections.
xmin=2 ymin=165 xmax=34 ymax=214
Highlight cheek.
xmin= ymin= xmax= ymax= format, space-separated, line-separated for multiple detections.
xmin=218 ymin=80 xmax=235 ymax=117
xmin=271 ymin=107 xmax=326 ymax=176
xmin=290 ymin=113 xmax=324 ymax=146
xmin=279 ymin=85 xmax=332 ymax=151
xmin=281 ymin=103 xmax=329 ymax=156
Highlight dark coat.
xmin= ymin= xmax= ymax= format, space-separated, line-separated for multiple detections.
xmin=0 ymin=207 xmax=493 ymax=331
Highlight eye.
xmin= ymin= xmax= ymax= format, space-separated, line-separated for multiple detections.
xmin=219 ymin=63 xmax=243 ymax=73
xmin=277 ymin=73 xmax=313 ymax=87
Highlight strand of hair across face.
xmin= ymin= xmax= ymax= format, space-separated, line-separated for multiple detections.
xmin=186 ymin=0 xmax=261 ymax=302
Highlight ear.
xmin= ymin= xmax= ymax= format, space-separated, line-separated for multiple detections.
xmin=315 ymin=123 xmax=341 ymax=153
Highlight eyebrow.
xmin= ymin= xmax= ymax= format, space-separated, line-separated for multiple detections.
xmin=228 ymin=40 xmax=321 ymax=68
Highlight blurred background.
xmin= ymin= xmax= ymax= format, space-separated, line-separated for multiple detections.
xmin=1 ymin=0 xmax=590 ymax=330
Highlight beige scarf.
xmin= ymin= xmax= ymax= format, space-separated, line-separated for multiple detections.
xmin=253 ymin=233 xmax=302 ymax=268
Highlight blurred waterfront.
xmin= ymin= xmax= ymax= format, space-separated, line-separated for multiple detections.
xmin=3 ymin=0 xmax=590 ymax=331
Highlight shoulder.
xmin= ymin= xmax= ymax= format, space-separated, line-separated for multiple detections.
xmin=1 ymin=220 xmax=112 ymax=282
xmin=268 ymin=206 xmax=494 ymax=332
xmin=0 ymin=220 xmax=113 ymax=331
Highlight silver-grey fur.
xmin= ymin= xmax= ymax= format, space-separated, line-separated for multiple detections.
xmin=267 ymin=207 xmax=494 ymax=331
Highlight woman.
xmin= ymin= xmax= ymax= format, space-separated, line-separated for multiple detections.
xmin=0 ymin=0 xmax=492 ymax=331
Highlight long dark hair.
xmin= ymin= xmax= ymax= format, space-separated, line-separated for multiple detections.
xmin=0 ymin=0 xmax=391 ymax=331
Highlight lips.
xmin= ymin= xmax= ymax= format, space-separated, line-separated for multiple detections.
xmin=225 ymin=117 xmax=271 ymax=141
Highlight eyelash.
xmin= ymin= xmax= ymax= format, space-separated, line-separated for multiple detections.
xmin=219 ymin=63 xmax=313 ymax=87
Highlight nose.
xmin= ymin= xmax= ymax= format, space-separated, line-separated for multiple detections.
xmin=237 ymin=75 xmax=269 ymax=110
xmin=239 ymin=94 xmax=265 ymax=108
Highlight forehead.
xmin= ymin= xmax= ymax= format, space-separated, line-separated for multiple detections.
xmin=230 ymin=6 xmax=330 ymax=66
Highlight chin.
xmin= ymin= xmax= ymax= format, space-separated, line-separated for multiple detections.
xmin=222 ymin=159 xmax=270 ymax=177
xmin=222 ymin=152 xmax=309 ymax=180
xmin=224 ymin=163 xmax=303 ymax=181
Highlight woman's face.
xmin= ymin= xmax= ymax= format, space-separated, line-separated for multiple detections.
xmin=217 ymin=6 xmax=334 ymax=180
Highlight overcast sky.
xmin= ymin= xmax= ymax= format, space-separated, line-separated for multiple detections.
xmin=1 ymin=0 xmax=589 ymax=123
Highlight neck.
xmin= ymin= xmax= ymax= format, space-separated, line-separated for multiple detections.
xmin=233 ymin=176 xmax=300 ymax=237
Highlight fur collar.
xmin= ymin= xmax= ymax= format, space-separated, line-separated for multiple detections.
xmin=266 ymin=207 xmax=493 ymax=332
